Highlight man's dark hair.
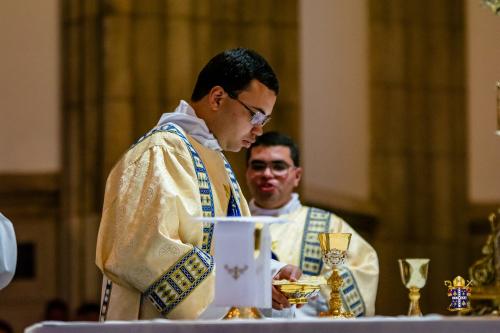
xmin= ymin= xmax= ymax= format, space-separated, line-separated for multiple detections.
xmin=246 ymin=131 xmax=300 ymax=166
xmin=191 ymin=48 xmax=279 ymax=101
xmin=44 ymin=298 xmax=69 ymax=320
xmin=76 ymin=302 xmax=100 ymax=316
xmin=76 ymin=302 xmax=100 ymax=321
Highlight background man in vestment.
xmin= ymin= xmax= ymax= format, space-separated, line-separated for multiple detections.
xmin=96 ymin=48 xmax=299 ymax=320
xmin=246 ymin=131 xmax=379 ymax=316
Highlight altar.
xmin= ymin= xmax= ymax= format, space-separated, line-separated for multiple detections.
xmin=25 ymin=316 xmax=500 ymax=333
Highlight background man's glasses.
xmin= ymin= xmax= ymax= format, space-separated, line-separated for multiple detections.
xmin=227 ymin=92 xmax=271 ymax=127
xmin=249 ymin=160 xmax=293 ymax=176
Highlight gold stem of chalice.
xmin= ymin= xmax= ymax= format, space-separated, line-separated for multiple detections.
xmin=325 ymin=268 xmax=346 ymax=317
xmin=318 ymin=232 xmax=353 ymax=318
xmin=408 ymin=287 xmax=422 ymax=316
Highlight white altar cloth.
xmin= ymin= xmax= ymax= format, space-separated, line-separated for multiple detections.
xmin=25 ymin=315 xmax=500 ymax=333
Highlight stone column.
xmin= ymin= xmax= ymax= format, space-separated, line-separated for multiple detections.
xmin=368 ymin=0 xmax=467 ymax=314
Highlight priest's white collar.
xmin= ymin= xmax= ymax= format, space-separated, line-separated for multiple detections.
xmin=156 ymin=100 xmax=222 ymax=151
xmin=249 ymin=193 xmax=301 ymax=217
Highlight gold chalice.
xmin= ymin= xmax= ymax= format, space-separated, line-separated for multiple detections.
xmin=318 ymin=232 xmax=353 ymax=318
xmin=398 ymin=258 xmax=430 ymax=316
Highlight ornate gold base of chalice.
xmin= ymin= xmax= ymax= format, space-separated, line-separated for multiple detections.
xmin=223 ymin=306 xmax=263 ymax=319
xmin=318 ymin=232 xmax=353 ymax=318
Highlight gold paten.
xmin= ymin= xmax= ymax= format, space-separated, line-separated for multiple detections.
xmin=273 ymin=276 xmax=324 ymax=304
xmin=318 ymin=232 xmax=353 ymax=318
xmin=398 ymin=258 xmax=430 ymax=316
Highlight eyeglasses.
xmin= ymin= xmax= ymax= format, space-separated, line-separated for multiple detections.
xmin=227 ymin=92 xmax=271 ymax=127
xmin=248 ymin=160 xmax=293 ymax=176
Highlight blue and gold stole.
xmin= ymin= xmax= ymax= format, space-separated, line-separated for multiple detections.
xmin=299 ymin=207 xmax=366 ymax=317
xmin=221 ymin=155 xmax=242 ymax=217
xmin=137 ymin=123 xmax=218 ymax=252
xmin=143 ymin=123 xmax=219 ymax=316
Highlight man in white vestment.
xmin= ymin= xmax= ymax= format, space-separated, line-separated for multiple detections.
xmin=96 ymin=48 xmax=299 ymax=321
xmin=246 ymin=132 xmax=379 ymax=316
xmin=0 ymin=213 xmax=16 ymax=290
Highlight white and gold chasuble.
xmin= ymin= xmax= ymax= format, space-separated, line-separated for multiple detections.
xmin=96 ymin=123 xmax=249 ymax=320
xmin=268 ymin=204 xmax=379 ymax=316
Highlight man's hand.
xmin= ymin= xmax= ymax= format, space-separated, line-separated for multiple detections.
xmin=272 ymin=264 xmax=302 ymax=310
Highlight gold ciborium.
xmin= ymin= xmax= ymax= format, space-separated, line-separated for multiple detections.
xmin=398 ymin=258 xmax=430 ymax=316
xmin=273 ymin=276 xmax=324 ymax=305
xmin=318 ymin=232 xmax=353 ymax=318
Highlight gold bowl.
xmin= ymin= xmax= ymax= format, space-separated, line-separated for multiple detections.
xmin=273 ymin=277 xmax=324 ymax=304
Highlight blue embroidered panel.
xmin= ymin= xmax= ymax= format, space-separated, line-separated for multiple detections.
xmin=145 ymin=247 xmax=214 ymax=316
xmin=132 ymin=123 xmax=215 ymax=254
xmin=226 ymin=191 xmax=241 ymax=217
xmin=221 ymin=154 xmax=242 ymax=206
xmin=219 ymin=153 xmax=242 ymax=217
xmin=299 ymin=207 xmax=331 ymax=276
xmin=338 ymin=266 xmax=366 ymax=317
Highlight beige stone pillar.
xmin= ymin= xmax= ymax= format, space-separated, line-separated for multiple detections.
xmin=368 ymin=0 xmax=468 ymax=314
